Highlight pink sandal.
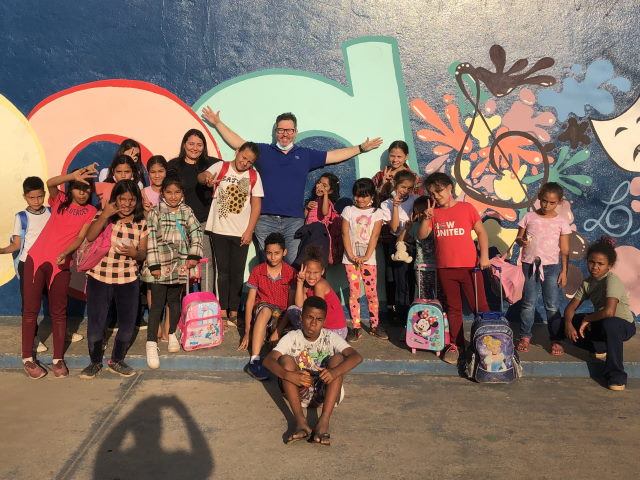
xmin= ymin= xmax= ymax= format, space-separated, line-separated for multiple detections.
xmin=516 ymin=338 xmax=530 ymax=353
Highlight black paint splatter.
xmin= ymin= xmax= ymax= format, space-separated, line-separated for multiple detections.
xmin=558 ymin=117 xmax=591 ymax=149
xmin=470 ymin=45 xmax=556 ymax=98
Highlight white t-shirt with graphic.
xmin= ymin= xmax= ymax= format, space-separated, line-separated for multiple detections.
xmin=12 ymin=209 xmax=51 ymax=262
xmin=273 ymin=329 xmax=351 ymax=370
xmin=204 ymin=163 xmax=264 ymax=237
xmin=341 ymin=205 xmax=385 ymax=265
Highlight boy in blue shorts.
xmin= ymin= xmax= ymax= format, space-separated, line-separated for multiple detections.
xmin=263 ymin=296 xmax=363 ymax=446
xmin=241 ymin=232 xmax=297 ymax=380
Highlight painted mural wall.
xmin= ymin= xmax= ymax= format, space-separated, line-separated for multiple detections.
xmin=0 ymin=0 xmax=639 ymax=317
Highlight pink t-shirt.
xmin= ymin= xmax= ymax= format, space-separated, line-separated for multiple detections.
xmin=142 ymin=186 xmax=161 ymax=207
xmin=518 ymin=211 xmax=572 ymax=265
xmin=431 ymin=201 xmax=481 ymax=268
xmin=28 ymin=190 xmax=97 ymax=276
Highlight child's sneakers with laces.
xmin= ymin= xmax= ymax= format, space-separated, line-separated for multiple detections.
xmin=346 ymin=327 xmax=363 ymax=342
xmin=23 ymin=360 xmax=46 ymax=380
xmin=168 ymin=333 xmax=180 ymax=353
xmin=146 ymin=341 xmax=160 ymax=369
xmin=108 ymin=360 xmax=136 ymax=377
xmin=51 ymin=359 xmax=69 ymax=378
xmin=369 ymin=325 xmax=388 ymax=340
xmin=247 ymin=360 xmax=269 ymax=381
xmin=80 ymin=362 xmax=103 ymax=379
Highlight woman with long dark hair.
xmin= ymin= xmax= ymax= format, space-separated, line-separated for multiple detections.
xmin=168 ymin=129 xmax=220 ymax=286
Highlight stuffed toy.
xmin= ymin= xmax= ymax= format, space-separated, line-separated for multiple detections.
xmin=391 ymin=241 xmax=413 ymax=263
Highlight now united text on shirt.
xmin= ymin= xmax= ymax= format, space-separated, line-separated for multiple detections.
xmin=435 ymin=221 xmax=466 ymax=237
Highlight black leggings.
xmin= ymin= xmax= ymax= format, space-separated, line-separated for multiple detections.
xmin=211 ymin=233 xmax=249 ymax=312
xmin=86 ymin=277 xmax=139 ymax=363
xmin=147 ymin=283 xmax=183 ymax=342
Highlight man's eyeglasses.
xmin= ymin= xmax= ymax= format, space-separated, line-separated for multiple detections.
xmin=275 ymin=128 xmax=296 ymax=135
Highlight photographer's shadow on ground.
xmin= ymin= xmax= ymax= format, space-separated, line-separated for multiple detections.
xmin=93 ymin=395 xmax=213 ymax=480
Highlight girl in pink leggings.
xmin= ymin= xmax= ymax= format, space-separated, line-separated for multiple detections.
xmin=341 ymin=178 xmax=386 ymax=341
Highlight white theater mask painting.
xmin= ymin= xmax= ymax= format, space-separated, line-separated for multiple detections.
xmin=592 ymin=94 xmax=640 ymax=172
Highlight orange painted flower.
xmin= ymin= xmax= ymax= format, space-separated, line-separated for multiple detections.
xmin=411 ymin=98 xmax=473 ymax=155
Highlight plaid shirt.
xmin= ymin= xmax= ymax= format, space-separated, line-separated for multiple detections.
xmin=143 ymin=201 xmax=203 ymax=284
xmin=87 ymin=219 xmax=148 ymax=284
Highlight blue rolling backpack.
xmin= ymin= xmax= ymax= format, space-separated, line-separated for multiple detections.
xmin=465 ymin=267 xmax=522 ymax=383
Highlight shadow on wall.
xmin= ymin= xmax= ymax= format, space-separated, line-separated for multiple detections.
xmin=93 ymin=395 xmax=213 ymax=480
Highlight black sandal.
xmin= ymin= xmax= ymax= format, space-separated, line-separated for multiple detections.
xmin=313 ymin=432 xmax=331 ymax=446
xmin=286 ymin=429 xmax=310 ymax=444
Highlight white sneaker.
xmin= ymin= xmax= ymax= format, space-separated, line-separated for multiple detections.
xmin=36 ymin=341 xmax=48 ymax=353
xmin=146 ymin=341 xmax=160 ymax=369
xmin=168 ymin=333 xmax=180 ymax=353
xmin=67 ymin=332 xmax=83 ymax=343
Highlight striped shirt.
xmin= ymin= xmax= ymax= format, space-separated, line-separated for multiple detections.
xmin=87 ymin=219 xmax=148 ymax=284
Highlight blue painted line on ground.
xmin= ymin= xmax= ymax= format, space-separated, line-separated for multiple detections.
xmin=2 ymin=353 xmax=638 ymax=378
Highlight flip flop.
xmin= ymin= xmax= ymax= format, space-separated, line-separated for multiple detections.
xmin=286 ymin=430 xmax=310 ymax=445
xmin=313 ymin=432 xmax=331 ymax=446
xmin=551 ymin=342 xmax=565 ymax=356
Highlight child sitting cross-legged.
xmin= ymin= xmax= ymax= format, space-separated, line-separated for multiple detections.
xmin=263 ymin=296 xmax=363 ymax=446
xmin=241 ymin=232 xmax=297 ymax=380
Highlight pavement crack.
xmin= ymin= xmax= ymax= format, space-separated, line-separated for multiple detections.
xmin=55 ymin=373 xmax=143 ymax=480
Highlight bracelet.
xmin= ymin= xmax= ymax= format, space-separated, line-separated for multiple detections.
xmin=358 ymin=144 xmax=365 ymax=154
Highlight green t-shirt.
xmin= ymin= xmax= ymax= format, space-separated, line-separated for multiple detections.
xmin=574 ymin=272 xmax=634 ymax=323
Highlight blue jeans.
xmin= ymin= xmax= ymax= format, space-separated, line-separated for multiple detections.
xmin=255 ymin=215 xmax=304 ymax=265
xmin=519 ymin=261 xmax=562 ymax=340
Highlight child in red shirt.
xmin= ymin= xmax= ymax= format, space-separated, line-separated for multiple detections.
xmin=241 ymin=232 xmax=296 ymax=380
xmin=21 ymin=165 xmax=98 ymax=379
xmin=417 ymin=172 xmax=490 ymax=364
xmin=289 ymin=245 xmax=348 ymax=338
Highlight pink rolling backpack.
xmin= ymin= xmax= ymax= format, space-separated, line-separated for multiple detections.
xmin=177 ymin=258 xmax=223 ymax=351
xmin=406 ymin=263 xmax=450 ymax=355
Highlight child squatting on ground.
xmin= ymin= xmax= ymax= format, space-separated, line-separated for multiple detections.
xmin=563 ymin=236 xmax=636 ymax=391
xmin=263 ymin=296 xmax=363 ymax=446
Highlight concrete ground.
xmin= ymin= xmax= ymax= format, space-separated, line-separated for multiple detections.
xmin=1 ymin=370 xmax=638 ymax=480
xmin=1 ymin=316 xmax=638 ymax=378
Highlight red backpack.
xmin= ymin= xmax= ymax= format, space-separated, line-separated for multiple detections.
xmin=212 ymin=161 xmax=257 ymax=196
